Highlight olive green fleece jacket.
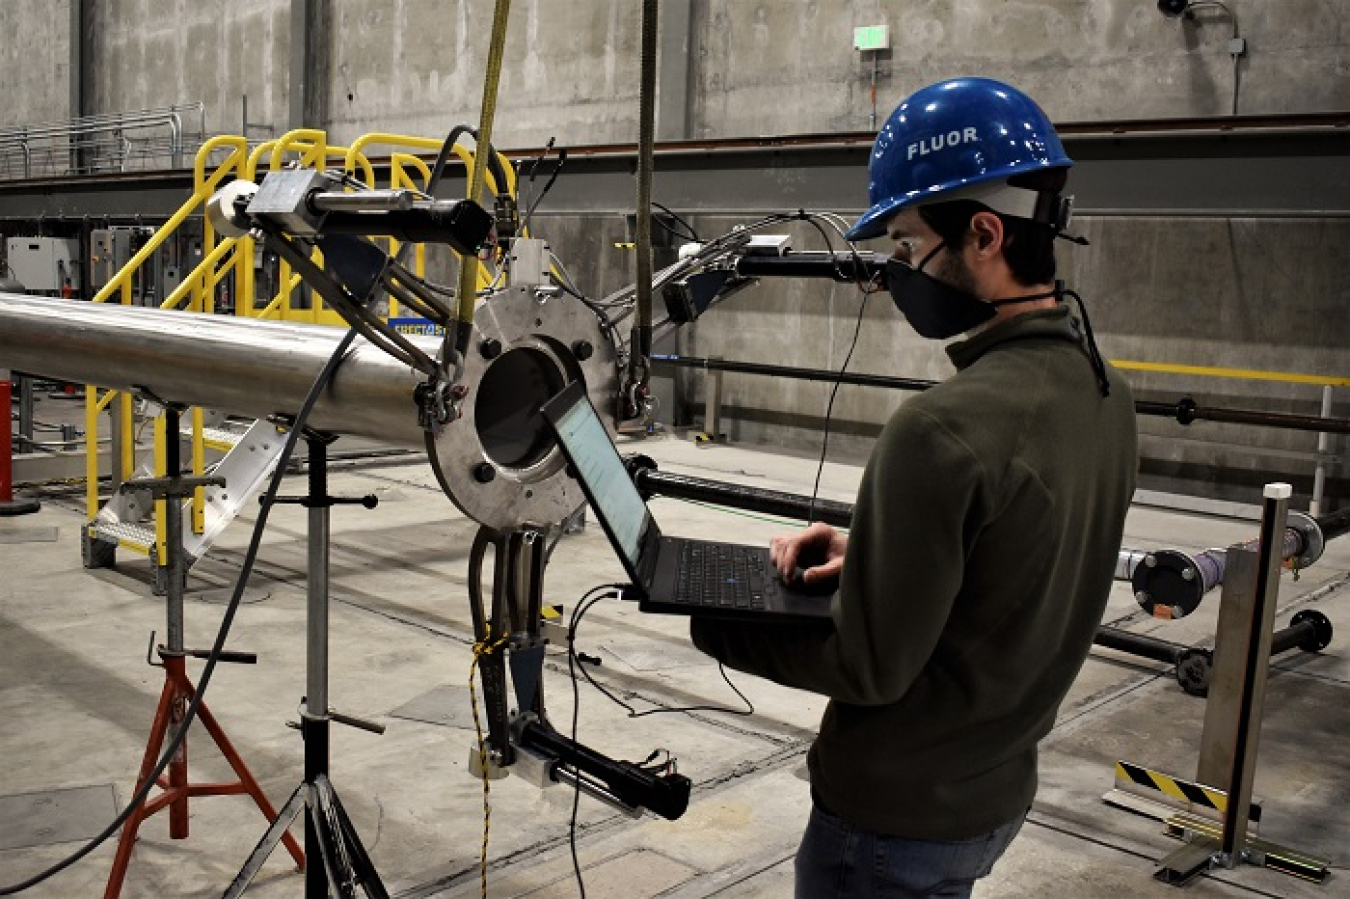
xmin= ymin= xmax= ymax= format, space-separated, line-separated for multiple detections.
xmin=691 ymin=305 xmax=1138 ymax=840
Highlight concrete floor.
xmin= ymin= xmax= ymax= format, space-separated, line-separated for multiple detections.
xmin=1 ymin=430 xmax=1348 ymax=899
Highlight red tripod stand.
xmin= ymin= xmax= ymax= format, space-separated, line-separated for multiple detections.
xmin=104 ymin=405 xmax=303 ymax=898
xmin=105 ymin=650 xmax=306 ymax=898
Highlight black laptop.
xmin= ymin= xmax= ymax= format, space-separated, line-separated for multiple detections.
xmin=541 ymin=380 xmax=835 ymax=621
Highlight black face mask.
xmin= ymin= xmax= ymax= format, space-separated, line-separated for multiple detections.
xmin=886 ymin=247 xmax=1114 ymax=397
xmin=884 ymin=242 xmax=1030 ymax=340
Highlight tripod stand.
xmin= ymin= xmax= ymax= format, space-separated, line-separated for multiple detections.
xmin=225 ymin=431 xmax=386 ymax=899
xmin=106 ymin=405 xmax=304 ymax=899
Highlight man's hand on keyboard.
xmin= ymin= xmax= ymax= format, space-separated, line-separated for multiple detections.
xmin=770 ymin=522 xmax=846 ymax=587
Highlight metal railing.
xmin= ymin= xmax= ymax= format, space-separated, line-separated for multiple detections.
xmin=0 ymin=103 xmax=207 ymax=180
xmin=656 ymin=355 xmax=1346 ymax=513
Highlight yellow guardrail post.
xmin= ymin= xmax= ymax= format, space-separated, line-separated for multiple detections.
xmin=82 ymin=135 xmax=246 ymax=524
xmin=389 ymin=151 xmax=435 ymax=300
xmin=84 ymin=389 xmax=101 ymax=521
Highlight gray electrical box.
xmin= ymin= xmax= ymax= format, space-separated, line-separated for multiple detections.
xmin=6 ymin=237 xmax=80 ymax=293
xmin=90 ymin=228 xmax=133 ymax=291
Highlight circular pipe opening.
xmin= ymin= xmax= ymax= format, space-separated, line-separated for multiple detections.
xmin=474 ymin=347 xmax=567 ymax=470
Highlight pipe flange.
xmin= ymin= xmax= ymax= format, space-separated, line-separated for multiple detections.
xmin=1285 ymin=511 xmax=1324 ymax=568
xmin=624 ymin=454 xmax=660 ymax=500
xmin=1175 ymin=647 xmax=1212 ymax=697
xmin=1289 ymin=609 xmax=1333 ymax=652
xmin=426 ymin=286 xmax=619 ymax=531
xmin=1131 ymin=549 xmax=1206 ymax=619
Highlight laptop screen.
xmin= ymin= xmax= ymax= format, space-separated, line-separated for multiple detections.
xmin=547 ymin=385 xmax=651 ymax=572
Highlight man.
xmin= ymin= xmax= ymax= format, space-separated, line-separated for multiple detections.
xmin=690 ymin=77 xmax=1138 ymax=898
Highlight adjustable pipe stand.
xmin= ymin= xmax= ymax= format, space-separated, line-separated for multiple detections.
xmin=226 ymin=431 xmax=386 ymax=899
xmin=1106 ymin=484 xmax=1331 ymax=887
xmin=106 ymin=406 xmax=303 ymax=899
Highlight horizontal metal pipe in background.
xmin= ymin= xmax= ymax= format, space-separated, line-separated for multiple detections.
xmin=1318 ymin=506 xmax=1350 ymax=542
xmin=1093 ymin=626 xmax=1185 ymax=666
xmin=653 ymin=354 xmax=1350 ymax=436
xmin=0 ymin=293 xmax=431 ymax=446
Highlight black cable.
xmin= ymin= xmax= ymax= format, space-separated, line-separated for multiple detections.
xmin=808 ymin=280 xmax=878 ymax=523
xmin=0 ymin=328 xmax=360 ymax=896
xmin=421 ymin=126 xmax=472 ymax=203
xmin=518 ymin=137 xmax=556 ymax=233
xmin=650 ymin=201 xmax=700 ymax=243
xmin=567 ymin=591 xmax=754 ymax=720
xmin=520 ymin=146 xmax=568 ymax=236
xmin=797 ymin=209 xmax=870 ymax=284
xmin=566 ymin=584 xmax=624 ymax=899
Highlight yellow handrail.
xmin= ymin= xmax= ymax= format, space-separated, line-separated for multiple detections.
xmin=1111 ymin=360 xmax=1350 ymax=389
xmin=342 ymin=131 xmax=516 ymax=196
xmin=91 ymin=138 xmax=247 ymax=306
xmin=85 ymin=137 xmax=251 ymax=520
xmin=344 ymin=132 xmax=516 ymax=311
xmin=81 ymin=127 xmax=528 ymax=528
xmin=386 ymin=153 xmax=433 ymax=313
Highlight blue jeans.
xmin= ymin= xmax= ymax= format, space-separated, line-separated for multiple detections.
xmin=794 ymin=801 xmax=1025 ymax=898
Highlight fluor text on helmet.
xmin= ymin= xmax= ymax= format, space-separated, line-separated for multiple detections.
xmin=907 ymin=127 xmax=980 ymax=161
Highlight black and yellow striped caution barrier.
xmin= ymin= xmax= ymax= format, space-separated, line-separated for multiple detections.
xmin=1113 ymin=760 xmax=1261 ymax=823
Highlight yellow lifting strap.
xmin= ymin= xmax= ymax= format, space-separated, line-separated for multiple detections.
xmin=452 ymin=0 xmax=513 ymax=358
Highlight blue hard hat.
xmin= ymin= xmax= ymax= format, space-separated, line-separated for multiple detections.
xmin=845 ymin=77 xmax=1073 ymax=242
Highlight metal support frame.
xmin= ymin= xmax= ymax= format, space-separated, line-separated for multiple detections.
xmin=105 ymin=406 xmax=300 ymax=899
xmin=226 ymin=433 xmax=385 ymax=899
xmin=1134 ymin=484 xmax=1330 ymax=887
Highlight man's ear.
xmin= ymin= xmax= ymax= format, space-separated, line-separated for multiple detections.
xmin=968 ymin=210 xmax=1005 ymax=257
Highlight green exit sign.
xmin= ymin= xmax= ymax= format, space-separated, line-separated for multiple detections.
xmin=854 ymin=24 xmax=889 ymax=51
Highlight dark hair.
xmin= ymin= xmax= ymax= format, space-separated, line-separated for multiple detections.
xmin=917 ymin=169 xmax=1067 ymax=287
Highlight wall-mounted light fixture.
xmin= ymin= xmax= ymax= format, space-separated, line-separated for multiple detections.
xmin=1158 ymin=0 xmax=1246 ymax=115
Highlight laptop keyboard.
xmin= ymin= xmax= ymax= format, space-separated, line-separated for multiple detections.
xmin=674 ymin=542 xmax=769 ymax=611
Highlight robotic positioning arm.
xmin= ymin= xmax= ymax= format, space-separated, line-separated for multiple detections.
xmin=206 ymin=167 xmax=694 ymax=820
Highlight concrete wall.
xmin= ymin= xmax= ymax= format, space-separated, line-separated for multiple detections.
xmin=324 ymin=0 xmax=645 ymax=147
xmin=3 ymin=1 xmax=1347 ymax=139
xmin=690 ymin=0 xmax=1350 ymax=136
xmin=86 ymin=0 xmax=291 ymax=137
xmin=0 ymin=0 xmax=71 ymax=128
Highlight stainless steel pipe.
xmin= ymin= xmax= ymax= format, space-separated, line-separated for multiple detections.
xmin=0 ymin=293 xmax=430 ymax=446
